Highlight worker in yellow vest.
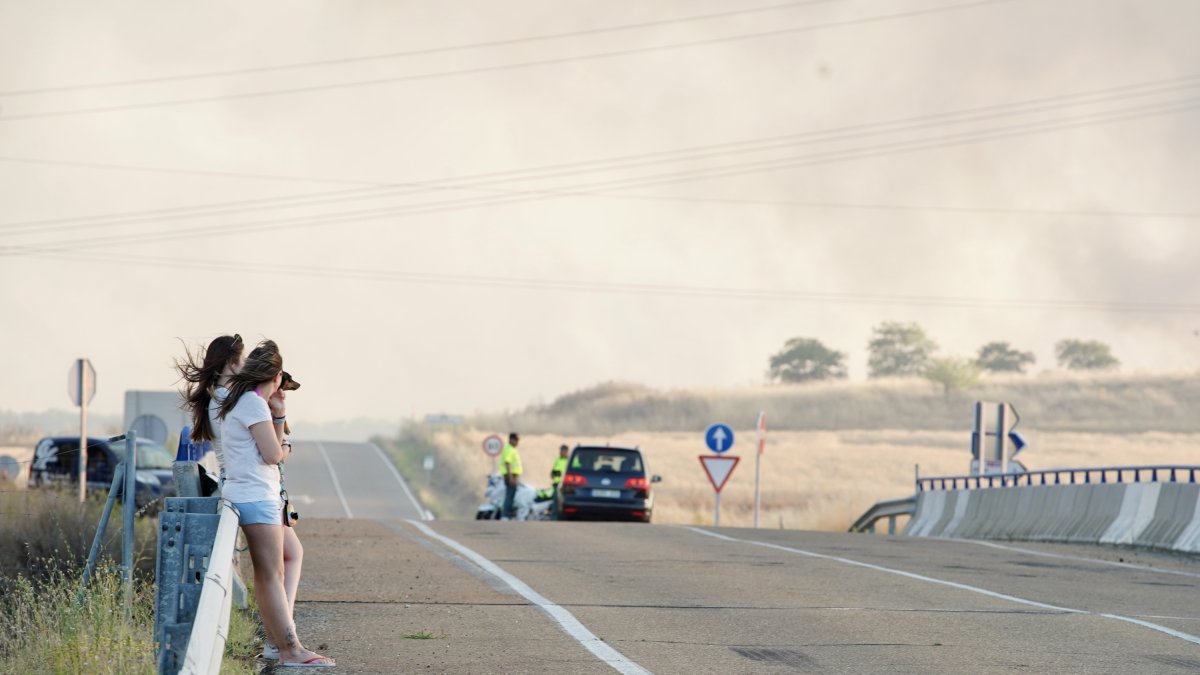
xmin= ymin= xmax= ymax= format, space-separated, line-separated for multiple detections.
xmin=500 ymin=432 xmax=522 ymax=519
xmin=550 ymin=444 xmax=569 ymax=487
xmin=548 ymin=444 xmax=569 ymax=517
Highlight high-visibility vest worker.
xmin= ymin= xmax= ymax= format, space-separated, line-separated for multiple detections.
xmin=500 ymin=439 xmax=522 ymax=478
xmin=550 ymin=445 xmax=570 ymax=486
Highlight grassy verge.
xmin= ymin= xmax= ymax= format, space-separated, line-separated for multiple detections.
xmin=372 ymin=424 xmax=482 ymax=520
xmin=0 ymin=489 xmax=260 ymax=674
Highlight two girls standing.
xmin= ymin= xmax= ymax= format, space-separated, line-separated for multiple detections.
xmin=179 ymin=336 xmax=333 ymax=668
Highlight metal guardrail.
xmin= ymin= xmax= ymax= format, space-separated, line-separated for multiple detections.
xmin=917 ymin=465 xmax=1200 ymax=491
xmin=848 ymin=494 xmax=916 ymax=534
xmin=154 ymin=497 xmax=239 ymax=675
xmin=179 ymin=499 xmax=239 ymax=675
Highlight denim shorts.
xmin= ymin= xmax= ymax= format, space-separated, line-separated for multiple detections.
xmin=233 ymin=499 xmax=282 ymax=526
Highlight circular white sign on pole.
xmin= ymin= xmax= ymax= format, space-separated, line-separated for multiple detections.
xmin=482 ymin=434 xmax=503 ymax=457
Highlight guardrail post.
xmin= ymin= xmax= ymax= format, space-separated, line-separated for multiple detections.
xmin=79 ymin=461 xmax=125 ymax=600
xmin=123 ymin=429 xmax=137 ymax=618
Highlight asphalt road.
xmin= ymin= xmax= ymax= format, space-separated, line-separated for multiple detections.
xmin=280 ymin=441 xmax=1200 ymax=674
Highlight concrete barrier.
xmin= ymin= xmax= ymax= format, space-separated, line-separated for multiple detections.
xmin=907 ymin=482 xmax=1200 ymax=555
xmin=1135 ymin=484 xmax=1199 ymax=550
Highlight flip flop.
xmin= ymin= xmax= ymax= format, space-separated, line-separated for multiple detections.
xmin=278 ymin=655 xmax=335 ymax=668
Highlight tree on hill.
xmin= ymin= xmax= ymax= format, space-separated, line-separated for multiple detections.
xmin=767 ymin=337 xmax=847 ymax=383
xmin=1055 ymin=339 xmax=1120 ymax=370
xmin=867 ymin=321 xmax=937 ymax=378
xmin=923 ymin=357 xmax=982 ymax=399
xmin=975 ymin=341 xmax=1036 ymax=374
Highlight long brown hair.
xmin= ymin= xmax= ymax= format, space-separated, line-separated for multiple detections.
xmin=217 ymin=340 xmax=283 ymax=421
xmin=176 ymin=334 xmax=244 ymax=442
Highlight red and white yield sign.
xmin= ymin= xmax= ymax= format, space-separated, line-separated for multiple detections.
xmin=699 ymin=455 xmax=740 ymax=492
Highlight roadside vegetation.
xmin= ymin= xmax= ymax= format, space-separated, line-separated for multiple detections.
xmin=373 ymin=424 xmax=480 ymax=520
xmin=423 ymin=371 xmax=1199 ymax=531
xmin=0 ymin=489 xmax=258 ymax=674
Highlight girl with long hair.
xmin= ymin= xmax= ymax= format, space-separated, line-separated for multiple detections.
xmin=176 ymin=333 xmax=244 ymax=479
xmin=217 ymin=339 xmax=333 ymax=668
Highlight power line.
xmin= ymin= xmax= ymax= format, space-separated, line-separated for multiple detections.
xmin=22 ymin=249 xmax=1200 ymax=315
xmin=0 ymin=0 xmax=841 ymax=96
xmin=2 ymin=73 xmax=1198 ymax=239
xmin=4 ymin=91 xmax=1197 ymax=256
xmin=0 ymin=0 xmax=1021 ymax=122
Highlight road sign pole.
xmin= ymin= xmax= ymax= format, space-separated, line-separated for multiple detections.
xmin=753 ymin=411 xmax=765 ymax=528
xmin=753 ymin=454 xmax=760 ymax=528
xmin=76 ymin=360 xmax=90 ymax=503
xmin=714 ymin=492 xmax=721 ymax=527
xmin=78 ymin=385 xmax=87 ymax=503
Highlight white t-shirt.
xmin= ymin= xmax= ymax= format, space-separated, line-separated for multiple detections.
xmin=219 ymin=390 xmax=281 ymax=503
xmin=207 ymin=386 xmax=228 ymax=479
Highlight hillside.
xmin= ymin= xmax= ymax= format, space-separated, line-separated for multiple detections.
xmin=471 ymin=372 xmax=1200 ymax=436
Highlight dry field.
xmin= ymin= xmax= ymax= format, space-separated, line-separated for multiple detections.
xmin=431 ymin=427 xmax=1200 ymax=532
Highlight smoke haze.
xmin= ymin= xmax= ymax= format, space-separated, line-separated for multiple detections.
xmin=1 ymin=0 xmax=1197 ymax=424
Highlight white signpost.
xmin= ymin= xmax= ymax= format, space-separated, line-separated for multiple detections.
xmin=753 ymin=411 xmax=766 ymax=528
xmin=699 ymin=455 xmax=740 ymax=526
xmin=68 ymin=358 xmax=96 ymax=503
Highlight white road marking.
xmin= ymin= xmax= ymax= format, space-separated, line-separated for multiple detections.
xmin=369 ymin=442 xmax=429 ymax=520
xmin=959 ymin=539 xmax=1200 ymax=580
xmin=406 ymin=520 xmax=651 ymax=675
xmin=313 ymin=440 xmax=353 ymax=519
xmin=683 ymin=527 xmax=1200 ymax=647
xmin=684 ymin=527 xmax=1078 ymax=613
xmin=1102 ymin=614 xmax=1200 ymax=646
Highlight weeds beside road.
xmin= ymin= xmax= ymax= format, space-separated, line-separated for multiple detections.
xmin=0 ymin=489 xmax=259 ymax=675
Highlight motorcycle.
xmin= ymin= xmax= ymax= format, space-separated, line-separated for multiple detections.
xmin=475 ymin=473 xmax=554 ymax=521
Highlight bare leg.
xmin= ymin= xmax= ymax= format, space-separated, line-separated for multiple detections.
xmin=283 ymin=527 xmax=304 ymax=617
xmin=243 ymin=524 xmax=332 ymax=666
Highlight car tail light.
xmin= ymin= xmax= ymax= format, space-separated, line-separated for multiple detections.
xmin=631 ymin=511 xmax=645 ymax=518
xmin=562 ymin=473 xmax=586 ymax=486
xmin=625 ymin=477 xmax=648 ymax=490
xmin=564 ymin=507 xmax=578 ymax=514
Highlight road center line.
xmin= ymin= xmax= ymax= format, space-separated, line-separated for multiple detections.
xmin=313 ymin=440 xmax=353 ymax=519
xmin=405 ymin=520 xmax=651 ymax=675
xmin=682 ymin=527 xmax=1200 ymax=647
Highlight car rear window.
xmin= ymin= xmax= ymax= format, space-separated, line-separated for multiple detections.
xmin=569 ymin=448 xmax=643 ymax=474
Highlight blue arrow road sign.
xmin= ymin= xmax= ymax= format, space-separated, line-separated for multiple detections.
xmin=705 ymin=423 xmax=734 ymax=454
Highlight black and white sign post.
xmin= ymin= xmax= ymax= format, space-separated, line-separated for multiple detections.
xmin=68 ymin=358 xmax=97 ymax=503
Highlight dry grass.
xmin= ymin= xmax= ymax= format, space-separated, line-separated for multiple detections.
xmin=426 ymin=427 xmax=1199 ymax=532
xmin=438 ymin=372 xmax=1200 ymax=530
xmin=474 ymin=372 xmax=1200 ymax=435
xmin=0 ymin=488 xmax=158 ymax=590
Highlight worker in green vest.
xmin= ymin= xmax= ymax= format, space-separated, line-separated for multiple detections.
xmin=550 ymin=444 xmax=569 ymax=487
xmin=500 ymin=432 xmax=522 ymax=519
xmin=548 ymin=444 xmax=570 ymax=517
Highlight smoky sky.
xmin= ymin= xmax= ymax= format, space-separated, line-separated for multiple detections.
xmin=0 ymin=0 xmax=1197 ymax=423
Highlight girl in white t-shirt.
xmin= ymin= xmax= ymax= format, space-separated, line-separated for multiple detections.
xmin=216 ymin=340 xmax=333 ymax=669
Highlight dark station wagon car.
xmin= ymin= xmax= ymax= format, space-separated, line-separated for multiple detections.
xmin=556 ymin=445 xmax=661 ymax=522
xmin=27 ymin=436 xmax=177 ymax=511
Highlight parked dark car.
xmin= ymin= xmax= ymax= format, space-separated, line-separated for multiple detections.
xmin=27 ymin=436 xmax=176 ymax=512
xmin=556 ymin=445 xmax=661 ymax=522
